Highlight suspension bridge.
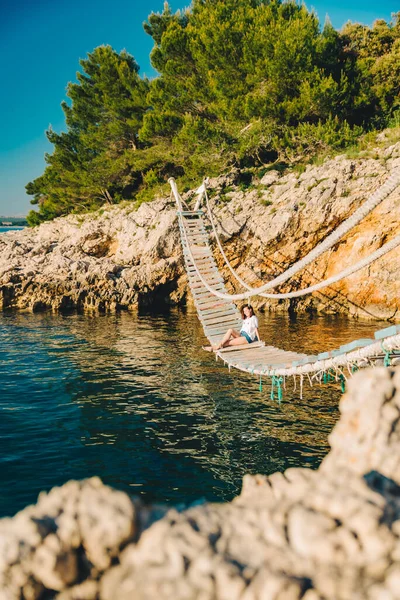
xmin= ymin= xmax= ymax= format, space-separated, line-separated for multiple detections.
xmin=169 ymin=173 xmax=400 ymax=395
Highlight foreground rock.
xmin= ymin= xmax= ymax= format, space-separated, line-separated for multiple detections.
xmin=2 ymin=368 xmax=400 ymax=599
xmin=0 ymin=140 xmax=399 ymax=319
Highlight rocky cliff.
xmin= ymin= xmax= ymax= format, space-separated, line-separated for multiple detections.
xmin=1 ymin=141 xmax=399 ymax=320
xmin=2 ymin=368 xmax=400 ymax=599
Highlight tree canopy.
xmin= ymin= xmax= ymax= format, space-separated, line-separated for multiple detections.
xmin=27 ymin=1 xmax=400 ymax=225
xmin=27 ymin=46 xmax=149 ymax=224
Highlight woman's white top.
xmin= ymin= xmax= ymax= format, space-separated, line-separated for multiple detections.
xmin=240 ymin=315 xmax=258 ymax=341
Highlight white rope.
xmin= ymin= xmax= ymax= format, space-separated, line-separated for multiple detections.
xmin=202 ymin=174 xmax=400 ymax=299
xmin=264 ymin=235 xmax=400 ymax=297
xmin=179 ymin=201 xmax=400 ymax=301
xmin=203 ymin=184 xmax=400 ymax=298
xmin=170 ymin=170 xmax=400 ymax=301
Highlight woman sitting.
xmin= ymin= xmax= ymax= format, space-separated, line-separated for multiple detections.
xmin=203 ymin=305 xmax=260 ymax=352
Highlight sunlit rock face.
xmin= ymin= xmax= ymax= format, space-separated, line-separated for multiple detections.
xmin=208 ymin=143 xmax=400 ymax=321
xmin=0 ymin=198 xmax=184 ymax=313
xmin=1 ymin=367 xmax=400 ymax=599
xmin=0 ymin=141 xmax=399 ymax=319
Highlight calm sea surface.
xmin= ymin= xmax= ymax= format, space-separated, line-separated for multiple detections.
xmin=0 ymin=308 xmax=386 ymax=517
xmin=0 ymin=227 xmax=25 ymax=232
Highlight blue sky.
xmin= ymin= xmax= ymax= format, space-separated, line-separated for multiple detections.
xmin=1 ymin=0 xmax=398 ymax=216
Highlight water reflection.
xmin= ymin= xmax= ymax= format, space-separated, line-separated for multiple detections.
xmin=0 ymin=308 xmax=386 ymax=516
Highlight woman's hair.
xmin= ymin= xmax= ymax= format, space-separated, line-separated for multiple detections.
xmin=240 ymin=304 xmax=255 ymax=319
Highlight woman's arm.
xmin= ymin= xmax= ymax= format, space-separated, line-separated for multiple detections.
xmin=255 ymin=327 xmax=260 ymax=341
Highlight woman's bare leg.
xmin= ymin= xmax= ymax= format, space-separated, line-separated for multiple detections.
xmin=214 ymin=328 xmax=237 ymax=350
xmin=202 ymin=329 xmax=247 ymax=352
xmin=213 ymin=328 xmax=244 ymax=350
xmin=224 ymin=336 xmax=248 ymax=347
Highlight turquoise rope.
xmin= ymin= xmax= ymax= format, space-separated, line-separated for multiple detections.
xmin=381 ymin=342 xmax=391 ymax=367
xmin=259 ymin=374 xmax=262 ymax=393
xmin=339 ymin=374 xmax=346 ymax=393
xmin=270 ymin=376 xmax=275 ymax=401
xmin=270 ymin=375 xmax=283 ymax=402
xmin=277 ymin=376 xmax=283 ymax=402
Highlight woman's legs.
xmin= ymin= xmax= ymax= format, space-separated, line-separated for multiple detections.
xmin=216 ymin=328 xmax=240 ymax=349
xmin=223 ymin=336 xmax=249 ymax=348
xmin=203 ymin=329 xmax=249 ymax=352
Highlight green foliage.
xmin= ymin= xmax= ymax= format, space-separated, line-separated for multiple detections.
xmin=260 ymin=198 xmax=273 ymax=207
xmin=276 ymin=117 xmax=364 ymax=162
xmin=26 ymin=210 xmax=44 ymax=227
xmin=26 ymin=3 xmax=400 ymax=223
xmin=141 ymin=0 xmax=399 ymax=175
xmin=340 ymin=13 xmax=400 ymax=125
xmin=388 ymin=109 xmax=400 ymax=128
xmin=27 ymin=46 xmax=149 ymax=222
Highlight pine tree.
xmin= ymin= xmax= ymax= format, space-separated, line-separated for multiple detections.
xmin=27 ymin=46 xmax=149 ymax=224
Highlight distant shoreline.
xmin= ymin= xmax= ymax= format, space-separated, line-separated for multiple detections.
xmin=0 ymin=226 xmax=25 ymax=231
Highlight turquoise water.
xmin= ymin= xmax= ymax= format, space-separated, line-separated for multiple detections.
xmin=0 ymin=309 xmax=384 ymax=517
xmin=0 ymin=226 xmax=25 ymax=232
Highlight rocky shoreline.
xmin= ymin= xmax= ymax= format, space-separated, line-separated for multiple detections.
xmin=1 ymin=142 xmax=399 ymax=320
xmin=1 ymin=368 xmax=400 ymax=599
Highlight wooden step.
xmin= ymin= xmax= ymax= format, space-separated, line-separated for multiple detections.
xmin=201 ymin=313 xmax=242 ymax=326
xmin=195 ymin=298 xmax=234 ymax=310
xmin=186 ymin=251 xmax=214 ymax=261
xmin=189 ymin=272 xmax=223 ymax=283
xmin=204 ymin=324 xmax=242 ymax=337
xmin=199 ymin=305 xmax=238 ymax=316
xmin=187 ymin=259 xmax=218 ymax=269
xmin=193 ymin=289 xmax=227 ymax=299
xmin=218 ymin=342 xmax=265 ymax=354
xmin=191 ymin=285 xmax=227 ymax=298
xmin=190 ymin=276 xmax=222 ymax=285
xmin=190 ymin=277 xmax=224 ymax=290
xmin=182 ymin=233 xmax=209 ymax=243
xmin=187 ymin=266 xmax=218 ymax=276
xmin=183 ymin=250 xmax=213 ymax=260
xmin=182 ymin=221 xmax=205 ymax=228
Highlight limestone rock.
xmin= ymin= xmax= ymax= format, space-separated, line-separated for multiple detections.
xmin=77 ymin=477 xmax=136 ymax=571
xmin=321 ymin=368 xmax=400 ymax=481
xmin=0 ymin=478 xmax=138 ymax=599
xmin=0 ymin=199 xmax=181 ymax=314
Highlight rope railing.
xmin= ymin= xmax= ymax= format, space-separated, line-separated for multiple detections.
xmin=169 ymin=170 xmax=400 ymax=301
xmin=202 ymin=183 xmax=400 ymax=299
xmin=177 ymin=194 xmax=400 ymax=302
xmin=215 ymin=332 xmax=400 ymax=398
xmin=242 ymin=333 xmax=400 ymax=378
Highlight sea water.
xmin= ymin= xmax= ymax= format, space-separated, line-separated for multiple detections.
xmin=0 ymin=227 xmax=25 ymax=233
xmin=0 ymin=308 xmax=384 ymax=516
